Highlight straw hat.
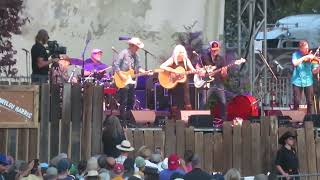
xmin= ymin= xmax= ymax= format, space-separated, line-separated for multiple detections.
xmin=116 ymin=140 xmax=134 ymax=152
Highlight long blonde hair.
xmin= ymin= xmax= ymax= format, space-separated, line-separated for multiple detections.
xmin=172 ymin=44 xmax=188 ymax=68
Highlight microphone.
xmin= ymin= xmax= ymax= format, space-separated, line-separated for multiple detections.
xmin=192 ymin=51 xmax=199 ymax=56
xmin=22 ymin=48 xmax=29 ymax=53
xmin=85 ymin=30 xmax=92 ymax=43
xmin=111 ymin=46 xmax=119 ymax=54
xmin=273 ymin=60 xmax=284 ymax=70
xmin=119 ymin=36 xmax=131 ymax=41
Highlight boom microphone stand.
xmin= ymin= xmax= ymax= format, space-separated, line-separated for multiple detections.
xmin=81 ymin=31 xmax=92 ymax=84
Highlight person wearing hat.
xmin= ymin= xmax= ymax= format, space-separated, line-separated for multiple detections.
xmin=132 ymin=156 xmax=146 ymax=179
xmin=84 ymin=170 xmax=100 ymax=180
xmin=113 ymin=37 xmax=152 ymax=122
xmin=115 ymin=140 xmax=135 ymax=164
xmin=160 ymin=44 xmax=196 ymax=119
xmin=275 ymin=131 xmax=299 ymax=179
xmin=196 ymin=40 xmax=228 ymax=123
xmin=112 ymin=163 xmax=125 ymax=180
xmin=84 ymin=49 xmax=109 ymax=78
xmin=159 ymin=154 xmax=185 ymax=180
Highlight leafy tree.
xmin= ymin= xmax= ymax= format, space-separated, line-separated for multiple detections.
xmin=0 ymin=0 xmax=28 ymax=77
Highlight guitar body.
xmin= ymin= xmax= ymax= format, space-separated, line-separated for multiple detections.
xmin=114 ymin=69 xmax=136 ymax=88
xmin=158 ymin=66 xmax=187 ymax=89
xmin=193 ymin=74 xmax=215 ymax=88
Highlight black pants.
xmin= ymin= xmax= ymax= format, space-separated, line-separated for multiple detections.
xmin=31 ymin=74 xmax=48 ymax=84
xmin=200 ymin=83 xmax=227 ymax=121
xmin=118 ymin=84 xmax=135 ymax=121
xmin=293 ymin=85 xmax=314 ymax=114
xmin=170 ymin=82 xmax=191 ymax=109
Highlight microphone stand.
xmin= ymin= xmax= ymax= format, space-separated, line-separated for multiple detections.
xmin=141 ymin=48 xmax=156 ymax=109
xmin=256 ymin=50 xmax=278 ymax=116
xmin=81 ymin=37 xmax=91 ymax=85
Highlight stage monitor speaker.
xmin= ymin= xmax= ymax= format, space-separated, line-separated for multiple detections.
xmin=130 ymin=110 xmax=156 ymax=124
xmin=248 ymin=116 xmax=292 ymax=126
xmin=180 ymin=110 xmax=211 ymax=123
xmin=264 ymin=110 xmax=305 ymax=122
xmin=304 ymin=114 xmax=320 ymax=127
xmin=188 ymin=115 xmax=213 ymax=128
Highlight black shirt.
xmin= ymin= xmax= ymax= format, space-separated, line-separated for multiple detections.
xmin=102 ymin=130 xmax=126 ymax=158
xmin=275 ymin=146 xmax=299 ymax=174
xmin=31 ymin=42 xmax=49 ymax=75
xmin=199 ymin=51 xmax=226 ymax=83
xmin=183 ymin=168 xmax=213 ymax=180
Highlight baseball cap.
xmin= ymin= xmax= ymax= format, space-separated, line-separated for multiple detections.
xmin=113 ymin=163 xmax=124 ymax=174
xmin=168 ymin=154 xmax=180 ymax=170
xmin=0 ymin=154 xmax=9 ymax=166
xmin=210 ymin=40 xmax=220 ymax=50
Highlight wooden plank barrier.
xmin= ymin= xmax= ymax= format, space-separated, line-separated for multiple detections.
xmin=3 ymin=84 xmax=320 ymax=178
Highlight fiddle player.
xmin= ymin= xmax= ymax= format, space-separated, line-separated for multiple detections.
xmin=291 ymin=40 xmax=319 ymax=114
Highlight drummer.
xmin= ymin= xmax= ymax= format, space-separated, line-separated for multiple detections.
xmin=84 ymin=49 xmax=110 ymax=79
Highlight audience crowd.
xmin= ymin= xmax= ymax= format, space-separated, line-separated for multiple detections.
xmin=0 ymin=116 xmax=284 ymax=180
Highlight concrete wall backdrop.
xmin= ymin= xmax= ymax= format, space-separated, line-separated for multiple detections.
xmin=11 ymin=0 xmax=225 ymax=76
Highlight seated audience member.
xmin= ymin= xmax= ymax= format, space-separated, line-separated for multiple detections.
xmin=181 ymin=150 xmax=194 ymax=173
xmin=159 ymin=154 xmax=185 ymax=180
xmin=183 ymin=154 xmax=212 ymax=180
xmin=56 ymin=158 xmax=74 ymax=180
xmin=136 ymin=146 xmax=158 ymax=170
xmin=144 ymin=166 xmax=159 ymax=180
xmin=132 ymin=157 xmax=146 ymax=180
xmin=115 ymin=140 xmax=134 ymax=164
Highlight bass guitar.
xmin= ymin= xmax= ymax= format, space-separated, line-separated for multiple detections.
xmin=114 ymin=69 xmax=162 ymax=88
xmin=158 ymin=66 xmax=200 ymax=89
xmin=193 ymin=58 xmax=246 ymax=88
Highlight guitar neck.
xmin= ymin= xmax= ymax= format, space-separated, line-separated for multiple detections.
xmin=209 ymin=61 xmax=237 ymax=76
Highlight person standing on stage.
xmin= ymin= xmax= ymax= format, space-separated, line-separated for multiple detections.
xmin=31 ymin=29 xmax=60 ymax=84
xmin=291 ymin=40 xmax=318 ymax=114
xmin=160 ymin=44 xmax=196 ymax=119
xmin=113 ymin=37 xmax=151 ymax=122
xmin=196 ymin=41 xmax=228 ymax=121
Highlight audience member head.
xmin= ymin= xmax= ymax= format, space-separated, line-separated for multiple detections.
xmin=77 ymin=160 xmax=87 ymax=175
xmin=144 ymin=166 xmax=159 ymax=180
xmin=0 ymin=154 xmax=9 ymax=173
xmin=168 ymin=154 xmax=180 ymax=171
xmin=116 ymin=140 xmax=134 ymax=155
xmin=113 ymin=163 xmax=124 ymax=177
xmin=254 ymin=174 xmax=268 ymax=180
xmin=87 ymin=157 xmax=98 ymax=171
xmin=123 ymin=157 xmax=135 ymax=178
xmin=50 ymin=153 xmax=68 ymax=167
xmin=170 ymin=172 xmax=184 ymax=180
xmin=184 ymin=150 xmax=194 ymax=164
xmin=44 ymin=167 xmax=58 ymax=180
xmin=56 ymin=158 xmax=70 ymax=175
xmin=191 ymin=154 xmax=201 ymax=168
xmin=135 ymin=156 xmax=146 ymax=171
xmin=97 ymin=155 xmax=107 ymax=169
xmin=106 ymin=157 xmax=116 ymax=170
xmin=102 ymin=116 xmax=124 ymax=138
xmin=224 ymin=168 xmax=241 ymax=180
xmin=138 ymin=146 xmax=152 ymax=160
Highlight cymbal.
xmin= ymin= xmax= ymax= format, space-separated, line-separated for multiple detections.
xmin=70 ymin=58 xmax=84 ymax=66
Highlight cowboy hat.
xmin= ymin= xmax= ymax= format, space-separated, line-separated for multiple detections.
xmin=128 ymin=37 xmax=144 ymax=49
xmin=278 ymin=131 xmax=297 ymax=145
xmin=116 ymin=140 xmax=134 ymax=152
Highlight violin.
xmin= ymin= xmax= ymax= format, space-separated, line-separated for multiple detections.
xmin=304 ymin=47 xmax=320 ymax=64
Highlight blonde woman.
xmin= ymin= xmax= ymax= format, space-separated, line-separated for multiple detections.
xmin=160 ymin=45 xmax=196 ymax=118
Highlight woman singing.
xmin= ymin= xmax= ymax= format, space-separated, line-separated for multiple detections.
xmin=160 ymin=45 xmax=196 ymax=119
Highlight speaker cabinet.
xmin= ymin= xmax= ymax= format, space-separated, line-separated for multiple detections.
xmin=188 ymin=115 xmax=213 ymax=128
xmin=130 ymin=110 xmax=156 ymax=124
xmin=180 ymin=110 xmax=211 ymax=123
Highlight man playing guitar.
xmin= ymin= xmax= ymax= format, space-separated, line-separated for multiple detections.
xmin=160 ymin=44 xmax=196 ymax=119
xmin=196 ymin=41 xmax=228 ymax=122
xmin=113 ymin=37 xmax=152 ymax=123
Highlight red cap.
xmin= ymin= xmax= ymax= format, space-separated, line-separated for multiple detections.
xmin=113 ymin=163 xmax=124 ymax=174
xmin=168 ymin=154 xmax=180 ymax=170
xmin=210 ymin=41 xmax=220 ymax=50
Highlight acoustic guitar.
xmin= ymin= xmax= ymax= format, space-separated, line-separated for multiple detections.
xmin=114 ymin=69 xmax=162 ymax=88
xmin=158 ymin=66 xmax=199 ymax=89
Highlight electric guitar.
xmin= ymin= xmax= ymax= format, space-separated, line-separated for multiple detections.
xmin=193 ymin=58 xmax=246 ymax=88
xmin=114 ymin=69 xmax=162 ymax=88
xmin=158 ymin=66 xmax=200 ymax=89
